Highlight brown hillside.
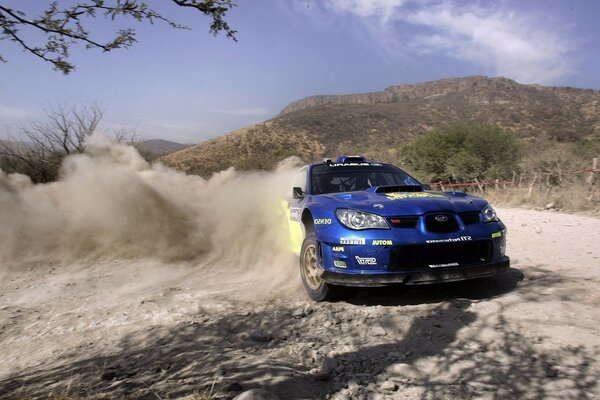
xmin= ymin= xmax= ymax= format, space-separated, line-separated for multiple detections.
xmin=161 ymin=76 xmax=600 ymax=177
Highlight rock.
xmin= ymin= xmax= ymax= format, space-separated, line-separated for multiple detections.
xmin=370 ymin=325 xmax=387 ymax=336
xmin=466 ymin=381 xmax=495 ymax=391
xmin=300 ymin=348 xmax=319 ymax=365
xmin=233 ymin=389 xmax=280 ymax=400
xmin=386 ymin=363 xmax=422 ymax=380
xmin=249 ymin=330 xmax=273 ymax=343
xmin=224 ymin=381 xmax=243 ymax=392
xmin=101 ymin=370 xmax=118 ymax=381
xmin=543 ymin=364 xmax=558 ymax=378
xmin=292 ymin=308 xmax=305 ymax=318
xmin=276 ymin=330 xmax=290 ymax=340
xmin=379 ymin=380 xmax=398 ymax=391
xmin=330 ymin=394 xmax=350 ymax=400
xmin=318 ymin=345 xmax=333 ymax=355
xmin=545 ymin=202 xmax=556 ymax=210
xmin=314 ymin=357 xmax=338 ymax=380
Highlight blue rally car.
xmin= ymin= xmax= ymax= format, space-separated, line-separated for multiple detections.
xmin=286 ymin=156 xmax=510 ymax=301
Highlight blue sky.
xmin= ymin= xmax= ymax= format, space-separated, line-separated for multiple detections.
xmin=1 ymin=0 xmax=599 ymax=143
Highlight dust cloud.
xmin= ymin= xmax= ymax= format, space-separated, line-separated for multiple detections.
xmin=0 ymin=135 xmax=303 ymax=297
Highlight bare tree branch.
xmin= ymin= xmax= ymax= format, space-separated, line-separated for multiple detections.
xmin=0 ymin=104 xmax=117 ymax=182
xmin=0 ymin=1 xmax=236 ymax=74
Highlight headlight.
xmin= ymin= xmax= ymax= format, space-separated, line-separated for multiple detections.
xmin=482 ymin=205 xmax=498 ymax=223
xmin=335 ymin=209 xmax=389 ymax=230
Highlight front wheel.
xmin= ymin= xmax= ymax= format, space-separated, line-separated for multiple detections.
xmin=300 ymin=233 xmax=334 ymax=301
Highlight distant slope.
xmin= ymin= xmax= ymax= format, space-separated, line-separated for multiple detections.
xmin=161 ymin=76 xmax=600 ymax=177
xmin=136 ymin=139 xmax=190 ymax=158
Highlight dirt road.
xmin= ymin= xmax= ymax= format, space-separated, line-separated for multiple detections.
xmin=1 ymin=208 xmax=599 ymax=399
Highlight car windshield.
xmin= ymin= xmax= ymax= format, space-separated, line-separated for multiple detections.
xmin=311 ymin=164 xmax=421 ymax=195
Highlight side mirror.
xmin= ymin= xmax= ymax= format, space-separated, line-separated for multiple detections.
xmin=293 ymin=187 xmax=305 ymax=199
xmin=422 ymin=184 xmax=432 ymax=191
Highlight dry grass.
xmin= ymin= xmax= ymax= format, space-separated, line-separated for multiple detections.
xmin=480 ymin=181 xmax=600 ymax=214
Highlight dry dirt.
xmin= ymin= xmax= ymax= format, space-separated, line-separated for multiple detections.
xmin=0 ymin=207 xmax=599 ymax=399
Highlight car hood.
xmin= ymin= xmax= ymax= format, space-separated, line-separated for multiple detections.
xmin=317 ymin=189 xmax=487 ymax=216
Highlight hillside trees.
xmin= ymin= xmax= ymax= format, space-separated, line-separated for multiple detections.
xmin=399 ymin=124 xmax=521 ymax=183
xmin=0 ymin=0 xmax=236 ymax=74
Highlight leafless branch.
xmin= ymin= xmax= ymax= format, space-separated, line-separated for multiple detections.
xmin=0 ymin=1 xmax=236 ymax=73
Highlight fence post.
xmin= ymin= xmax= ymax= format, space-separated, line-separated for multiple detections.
xmin=528 ymin=173 xmax=537 ymax=198
xmin=587 ymin=158 xmax=598 ymax=184
xmin=473 ymin=178 xmax=484 ymax=193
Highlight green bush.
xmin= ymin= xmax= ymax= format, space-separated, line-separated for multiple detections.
xmin=399 ymin=124 xmax=521 ymax=183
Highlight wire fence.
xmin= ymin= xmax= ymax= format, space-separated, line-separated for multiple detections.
xmin=430 ymin=158 xmax=598 ymax=192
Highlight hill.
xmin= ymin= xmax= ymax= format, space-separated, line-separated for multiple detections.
xmin=160 ymin=76 xmax=600 ymax=176
xmin=135 ymin=139 xmax=190 ymax=159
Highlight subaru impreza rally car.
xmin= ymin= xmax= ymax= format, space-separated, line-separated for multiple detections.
xmin=286 ymin=156 xmax=510 ymax=301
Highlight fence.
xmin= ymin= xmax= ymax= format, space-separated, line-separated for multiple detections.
xmin=428 ymin=158 xmax=599 ymax=208
xmin=429 ymin=180 xmax=514 ymax=192
xmin=430 ymin=158 xmax=598 ymax=191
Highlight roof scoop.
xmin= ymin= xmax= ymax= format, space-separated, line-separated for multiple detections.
xmin=372 ymin=185 xmax=424 ymax=193
xmin=335 ymin=155 xmax=366 ymax=163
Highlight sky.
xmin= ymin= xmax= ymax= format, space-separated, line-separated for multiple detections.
xmin=1 ymin=0 xmax=600 ymax=144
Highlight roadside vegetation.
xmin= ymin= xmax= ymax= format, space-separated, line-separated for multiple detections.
xmin=398 ymin=124 xmax=521 ymax=184
xmin=2 ymin=112 xmax=598 ymax=211
xmin=398 ymin=124 xmax=600 ymax=212
xmin=0 ymin=104 xmax=149 ymax=183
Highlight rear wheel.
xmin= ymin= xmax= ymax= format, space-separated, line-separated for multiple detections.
xmin=300 ymin=233 xmax=334 ymax=301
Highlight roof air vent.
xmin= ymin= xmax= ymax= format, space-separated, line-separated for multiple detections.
xmin=335 ymin=155 xmax=366 ymax=163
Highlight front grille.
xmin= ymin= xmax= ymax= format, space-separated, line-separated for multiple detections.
xmin=459 ymin=212 xmax=480 ymax=225
xmin=389 ymin=240 xmax=492 ymax=271
xmin=388 ymin=216 xmax=418 ymax=229
xmin=425 ymin=214 xmax=459 ymax=233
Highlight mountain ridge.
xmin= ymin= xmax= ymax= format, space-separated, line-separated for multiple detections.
xmin=161 ymin=76 xmax=600 ymax=177
xmin=278 ymin=76 xmax=600 ymax=115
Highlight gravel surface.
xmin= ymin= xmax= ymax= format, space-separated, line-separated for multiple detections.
xmin=0 ymin=208 xmax=599 ymax=399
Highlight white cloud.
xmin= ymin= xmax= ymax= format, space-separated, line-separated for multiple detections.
xmin=325 ymin=0 xmax=406 ymax=23
xmin=406 ymin=3 xmax=573 ymax=83
xmin=319 ymin=0 xmax=575 ymax=84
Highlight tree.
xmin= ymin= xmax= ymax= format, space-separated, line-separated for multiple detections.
xmin=399 ymin=124 xmax=521 ymax=183
xmin=0 ymin=0 xmax=236 ymax=74
xmin=0 ymin=104 xmax=141 ymax=182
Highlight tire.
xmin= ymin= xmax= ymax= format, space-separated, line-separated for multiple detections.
xmin=300 ymin=232 xmax=334 ymax=301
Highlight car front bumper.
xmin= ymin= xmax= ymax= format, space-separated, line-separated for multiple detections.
xmin=320 ymin=256 xmax=510 ymax=287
